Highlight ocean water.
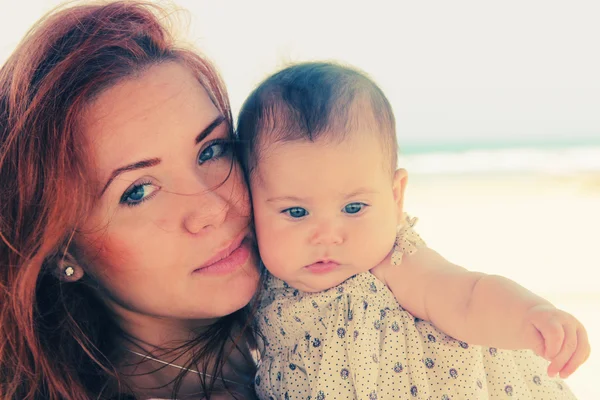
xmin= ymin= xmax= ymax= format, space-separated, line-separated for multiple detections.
xmin=400 ymin=142 xmax=600 ymax=176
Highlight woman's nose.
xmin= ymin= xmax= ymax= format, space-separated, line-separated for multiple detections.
xmin=182 ymin=189 xmax=230 ymax=234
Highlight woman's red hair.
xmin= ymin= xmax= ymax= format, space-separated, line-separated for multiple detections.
xmin=0 ymin=2 xmax=251 ymax=399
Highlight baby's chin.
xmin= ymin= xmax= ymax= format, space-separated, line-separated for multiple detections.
xmin=289 ymin=271 xmax=358 ymax=293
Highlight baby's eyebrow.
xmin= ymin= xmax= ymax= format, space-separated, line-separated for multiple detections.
xmin=266 ymin=195 xmax=306 ymax=203
xmin=343 ymin=188 xmax=378 ymax=199
xmin=266 ymin=188 xmax=378 ymax=204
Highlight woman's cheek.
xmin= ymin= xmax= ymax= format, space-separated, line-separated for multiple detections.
xmin=231 ymin=165 xmax=252 ymax=215
xmin=78 ymin=233 xmax=138 ymax=279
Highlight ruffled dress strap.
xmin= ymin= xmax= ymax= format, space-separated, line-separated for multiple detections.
xmin=391 ymin=212 xmax=427 ymax=266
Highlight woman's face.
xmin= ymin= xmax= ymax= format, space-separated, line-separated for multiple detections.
xmin=75 ymin=62 xmax=259 ymax=333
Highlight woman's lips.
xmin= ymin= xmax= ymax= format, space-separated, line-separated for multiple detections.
xmin=193 ymin=234 xmax=251 ymax=275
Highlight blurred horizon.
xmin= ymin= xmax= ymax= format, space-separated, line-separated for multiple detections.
xmin=2 ymin=0 xmax=599 ymax=152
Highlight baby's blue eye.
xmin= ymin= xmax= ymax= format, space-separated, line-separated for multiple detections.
xmin=198 ymin=141 xmax=230 ymax=164
xmin=284 ymin=207 xmax=308 ymax=218
xmin=120 ymin=182 xmax=159 ymax=207
xmin=343 ymin=202 xmax=366 ymax=214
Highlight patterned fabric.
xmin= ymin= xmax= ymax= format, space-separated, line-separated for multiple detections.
xmin=391 ymin=214 xmax=422 ymax=266
xmin=255 ymin=219 xmax=576 ymax=399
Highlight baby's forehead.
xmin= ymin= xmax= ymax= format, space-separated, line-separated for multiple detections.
xmin=256 ymin=124 xmax=392 ymax=166
xmin=254 ymin=166 xmax=386 ymax=202
xmin=249 ymin=101 xmax=395 ymax=173
xmin=251 ymin=132 xmax=392 ymax=193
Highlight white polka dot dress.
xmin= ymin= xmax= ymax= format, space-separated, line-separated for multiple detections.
xmin=254 ymin=218 xmax=577 ymax=399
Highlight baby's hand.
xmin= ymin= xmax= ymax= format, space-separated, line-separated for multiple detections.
xmin=524 ymin=304 xmax=590 ymax=378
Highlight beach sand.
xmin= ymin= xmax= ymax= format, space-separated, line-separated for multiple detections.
xmin=405 ymin=172 xmax=600 ymax=399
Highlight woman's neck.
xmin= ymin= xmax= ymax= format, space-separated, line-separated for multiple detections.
xmin=117 ymin=334 xmax=256 ymax=399
xmin=109 ymin=303 xmax=256 ymax=398
xmin=111 ymin=299 xmax=218 ymax=347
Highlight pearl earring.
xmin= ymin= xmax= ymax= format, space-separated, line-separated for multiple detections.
xmin=64 ymin=266 xmax=75 ymax=277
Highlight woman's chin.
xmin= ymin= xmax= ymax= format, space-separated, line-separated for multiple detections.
xmin=214 ymin=260 xmax=261 ymax=316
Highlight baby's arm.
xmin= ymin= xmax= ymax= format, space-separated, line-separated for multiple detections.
xmin=372 ymin=243 xmax=590 ymax=379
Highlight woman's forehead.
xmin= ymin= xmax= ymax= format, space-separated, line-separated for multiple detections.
xmin=82 ymin=62 xmax=221 ymax=175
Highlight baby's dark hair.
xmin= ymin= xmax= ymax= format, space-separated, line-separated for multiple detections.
xmin=236 ymin=61 xmax=398 ymax=177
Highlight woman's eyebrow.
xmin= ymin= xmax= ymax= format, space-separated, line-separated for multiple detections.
xmin=196 ymin=114 xmax=226 ymax=144
xmin=99 ymin=158 xmax=161 ymax=197
xmin=99 ymin=115 xmax=226 ymax=198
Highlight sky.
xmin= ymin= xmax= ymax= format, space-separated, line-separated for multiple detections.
xmin=1 ymin=0 xmax=599 ymax=147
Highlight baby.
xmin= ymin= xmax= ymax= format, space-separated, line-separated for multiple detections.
xmin=237 ymin=62 xmax=589 ymax=399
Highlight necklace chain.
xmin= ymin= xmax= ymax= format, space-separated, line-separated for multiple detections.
xmin=126 ymin=349 xmax=250 ymax=387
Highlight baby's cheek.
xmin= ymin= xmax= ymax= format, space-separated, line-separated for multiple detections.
xmin=362 ymin=216 xmax=397 ymax=265
xmin=257 ymin=232 xmax=281 ymax=269
xmin=256 ymin=229 xmax=295 ymax=279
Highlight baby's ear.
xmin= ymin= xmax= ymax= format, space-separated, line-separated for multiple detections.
xmin=392 ymin=168 xmax=408 ymax=224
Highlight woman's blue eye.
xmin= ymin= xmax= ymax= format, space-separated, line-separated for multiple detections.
xmin=198 ymin=141 xmax=230 ymax=164
xmin=343 ymin=202 xmax=366 ymax=214
xmin=120 ymin=182 xmax=159 ymax=206
xmin=283 ymin=207 xmax=308 ymax=218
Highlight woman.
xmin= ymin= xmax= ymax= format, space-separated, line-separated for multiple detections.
xmin=0 ymin=1 xmax=261 ymax=399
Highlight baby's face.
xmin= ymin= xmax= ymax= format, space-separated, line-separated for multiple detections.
xmin=250 ymin=130 xmax=406 ymax=292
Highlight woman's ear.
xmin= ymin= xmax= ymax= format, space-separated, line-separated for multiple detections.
xmin=392 ymin=168 xmax=408 ymax=225
xmin=54 ymin=251 xmax=85 ymax=282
